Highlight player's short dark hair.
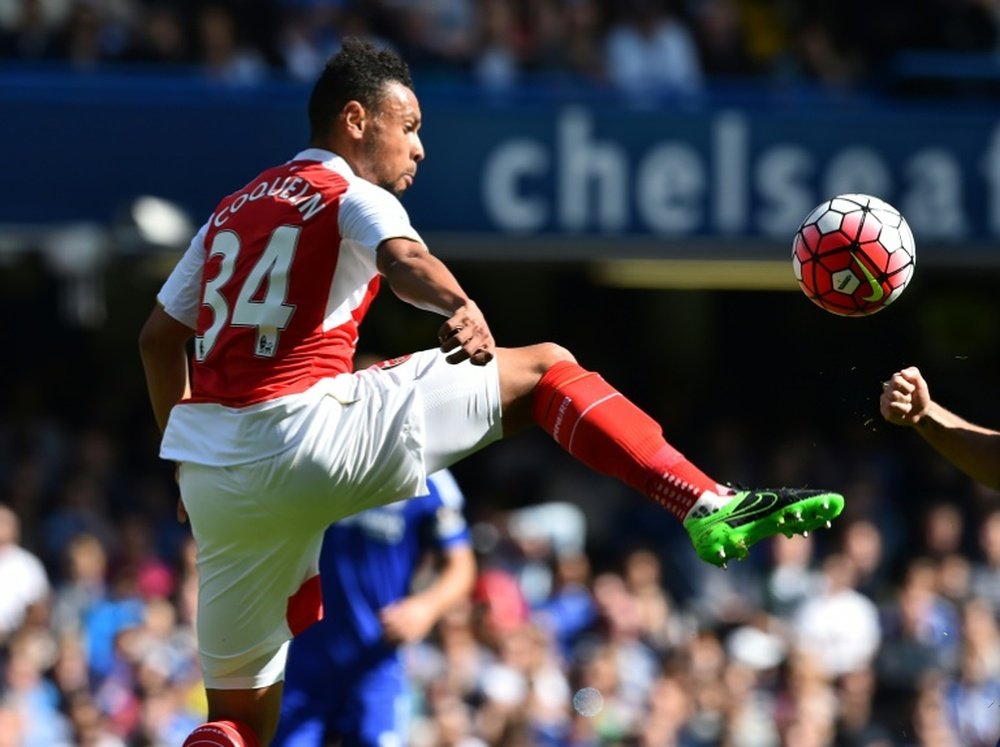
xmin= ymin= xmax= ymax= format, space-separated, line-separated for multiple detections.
xmin=308 ymin=37 xmax=414 ymax=140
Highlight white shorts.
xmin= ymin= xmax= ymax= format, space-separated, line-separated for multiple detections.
xmin=168 ymin=349 xmax=502 ymax=689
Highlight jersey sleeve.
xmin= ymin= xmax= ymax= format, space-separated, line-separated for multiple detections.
xmin=156 ymin=220 xmax=209 ymax=329
xmin=338 ymin=180 xmax=424 ymax=255
xmin=425 ymin=469 xmax=470 ymax=549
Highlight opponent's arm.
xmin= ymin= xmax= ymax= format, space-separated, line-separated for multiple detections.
xmin=881 ymin=366 xmax=1000 ymax=489
xmin=139 ymin=305 xmax=195 ymax=433
xmin=376 ymin=237 xmax=494 ymax=365
xmin=378 ymin=543 xmax=476 ymax=645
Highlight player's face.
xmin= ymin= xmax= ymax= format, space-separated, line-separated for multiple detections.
xmin=361 ymin=83 xmax=424 ymax=197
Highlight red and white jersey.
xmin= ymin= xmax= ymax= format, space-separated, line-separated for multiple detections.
xmin=158 ymin=148 xmax=423 ymax=407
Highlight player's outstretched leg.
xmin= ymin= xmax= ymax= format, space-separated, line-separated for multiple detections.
xmin=683 ymin=488 xmax=844 ymax=568
xmin=531 ymin=359 xmax=844 ymax=568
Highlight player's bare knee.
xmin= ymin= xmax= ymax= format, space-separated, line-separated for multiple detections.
xmin=533 ymin=343 xmax=576 ymax=375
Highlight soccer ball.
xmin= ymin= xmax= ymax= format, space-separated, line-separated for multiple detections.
xmin=792 ymin=194 xmax=916 ymax=317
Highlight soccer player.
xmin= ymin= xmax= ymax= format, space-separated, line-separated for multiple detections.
xmin=271 ymin=467 xmax=474 ymax=747
xmin=138 ymin=37 xmax=845 ymax=747
xmin=880 ymin=365 xmax=1000 ymax=488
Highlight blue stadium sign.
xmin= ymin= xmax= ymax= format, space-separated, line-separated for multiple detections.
xmin=2 ymin=72 xmax=999 ymax=263
xmin=406 ymin=104 xmax=999 ymax=251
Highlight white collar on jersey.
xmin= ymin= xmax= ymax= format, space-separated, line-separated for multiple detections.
xmin=290 ymin=148 xmax=351 ymax=172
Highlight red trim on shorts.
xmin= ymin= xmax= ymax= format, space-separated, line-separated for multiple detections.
xmin=372 ymin=354 xmax=412 ymax=370
xmin=286 ymin=574 xmax=323 ymax=636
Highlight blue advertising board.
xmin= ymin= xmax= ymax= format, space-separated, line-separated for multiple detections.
xmin=3 ymin=70 xmax=999 ymax=263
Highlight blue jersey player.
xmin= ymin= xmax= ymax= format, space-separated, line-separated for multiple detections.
xmin=272 ymin=469 xmax=475 ymax=746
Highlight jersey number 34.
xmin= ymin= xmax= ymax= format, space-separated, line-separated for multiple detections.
xmin=196 ymin=225 xmax=299 ymax=361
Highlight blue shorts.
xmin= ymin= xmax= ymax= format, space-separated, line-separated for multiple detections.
xmin=273 ymin=651 xmax=409 ymax=747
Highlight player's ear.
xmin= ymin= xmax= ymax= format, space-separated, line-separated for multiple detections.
xmin=342 ymin=100 xmax=366 ymax=140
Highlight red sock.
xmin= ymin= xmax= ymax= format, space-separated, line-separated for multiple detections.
xmin=532 ymin=361 xmax=722 ymax=520
xmin=183 ymin=721 xmax=260 ymax=747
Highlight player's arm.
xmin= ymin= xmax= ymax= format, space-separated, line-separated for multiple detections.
xmin=379 ymin=542 xmax=476 ymax=646
xmin=881 ymin=366 xmax=1000 ymax=489
xmin=912 ymin=406 xmax=1000 ymax=490
xmin=139 ymin=221 xmax=207 ymax=432
xmin=376 ymin=237 xmax=494 ymax=365
xmin=139 ymin=305 xmax=195 ymax=433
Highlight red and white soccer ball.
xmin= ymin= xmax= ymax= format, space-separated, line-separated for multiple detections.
xmin=792 ymin=194 xmax=916 ymax=317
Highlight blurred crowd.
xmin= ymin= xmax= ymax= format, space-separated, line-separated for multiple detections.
xmin=4 ymin=1 xmax=1000 ymax=745
xmin=3 ymin=406 xmax=1000 ymax=746
xmin=1 ymin=0 xmax=999 ymax=93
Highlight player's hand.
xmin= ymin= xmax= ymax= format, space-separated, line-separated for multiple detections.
xmin=438 ymin=301 xmax=495 ymax=366
xmin=880 ymin=366 xmax=931 ymax=427
xmin=379 ymin=597 xmax=437 ymax=645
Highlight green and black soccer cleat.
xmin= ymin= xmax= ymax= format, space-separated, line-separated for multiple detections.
xmin=684 ymin=488 xmax=845 ymax=569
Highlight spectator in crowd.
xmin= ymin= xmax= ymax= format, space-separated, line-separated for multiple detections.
xmin=476 ymin=621 xmax=571 ymax=744
xmin=688 ymin=0 xmax=758 ymax=77
xmin=407 ymin=598 xmax=493 ymax=726
xmin=788 ymin=12 xmax=861 ymax=88
xmin=472 ymin=0 xmax=519 ymax=89
xmin=554 ymin=0 xmax=606 ymax=82
xmin=0 ymin=503 xmax=50 ymax=644
xmin=838 ymin=517 xmax=890 ymax=601
xmin=570 ymin=641 xmax=637 ymax=743
xmin=792 ymin=553 xmax=881 ymax=680
xmin=0 ymin=0 xmax=978 ymax=97
xmin=919 ymin=500 xmax=966 ymax=560
xmin=636 ymin=670 xmax=701 ymax=746
xmin=41 ymin=473 xmax=117 ymax=565
xmin=763 ymin=533 xmax=821 ymax=620
xmin=874 ymin=557 xmax=960 ymax=734
xmin=720 ymin=624 xmax=785 ymax=744
xmin=278 ymin=4 xmax=393 ymax=84
xmin=194 ymin=3 xmax=267 ymax=85
xmin=680 ymin=628 xmax=730 ymax=744
xmin=3 ymin=628 xmax=72 ymax=746
xmin=83 ymin=565 xmax=146 ymax=684
xmin=620 ymin=546 xmax=690 ymax=655
xmin=941 ymin=638 xmax=1000 ymax=747
xmin=832 ymin=664 xmax=892 ymax=746
xmin=63 ymin=689 xmax=127 ymax=747
xmin=575 ymin=572 xmax=660 ymax=730
xmin=910 ymin=672 xmax=963 ymax=746
xmin=50 ymin=632 xmax=91 ymax=701
xmin=969 ymin=507 xmax=1000 ymax=615
xmin=49 ymin=0 xmax=136 ymax=69
xmin=776 ymin=649 xmax=840 ymax=746
xmin=0 ymin=0 xmax=59 ymax=60
xmin=124 ymin=3 xmax=191 ymax=66
xmin=531 ymin=547 xmax=596 ymax=664
xmin=958 ymin=597 xmax=1000 ymax=679
xmin=472 ymin=568 xmax=531 ymax=654
xmin=114 ymin=513 xmax=176 ymax=603
xmin=504 ymin=500 xmax=587 ymax=606
xmin=603 ymin=0 xmax=703 ymax=97
xmin=50 ymin=532 xmax=109 ymax=639
xmin=395 ymin=0 xmax=478 ymax=70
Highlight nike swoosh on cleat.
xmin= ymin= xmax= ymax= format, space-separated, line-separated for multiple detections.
xmin=849 ymin=251 xmax=884 ymax=302
xmin=706 ymin=493 xmax=780 ymax=528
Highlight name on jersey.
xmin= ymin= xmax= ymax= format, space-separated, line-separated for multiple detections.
xmin=213 ymin=175 xmax=327 ymax=227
